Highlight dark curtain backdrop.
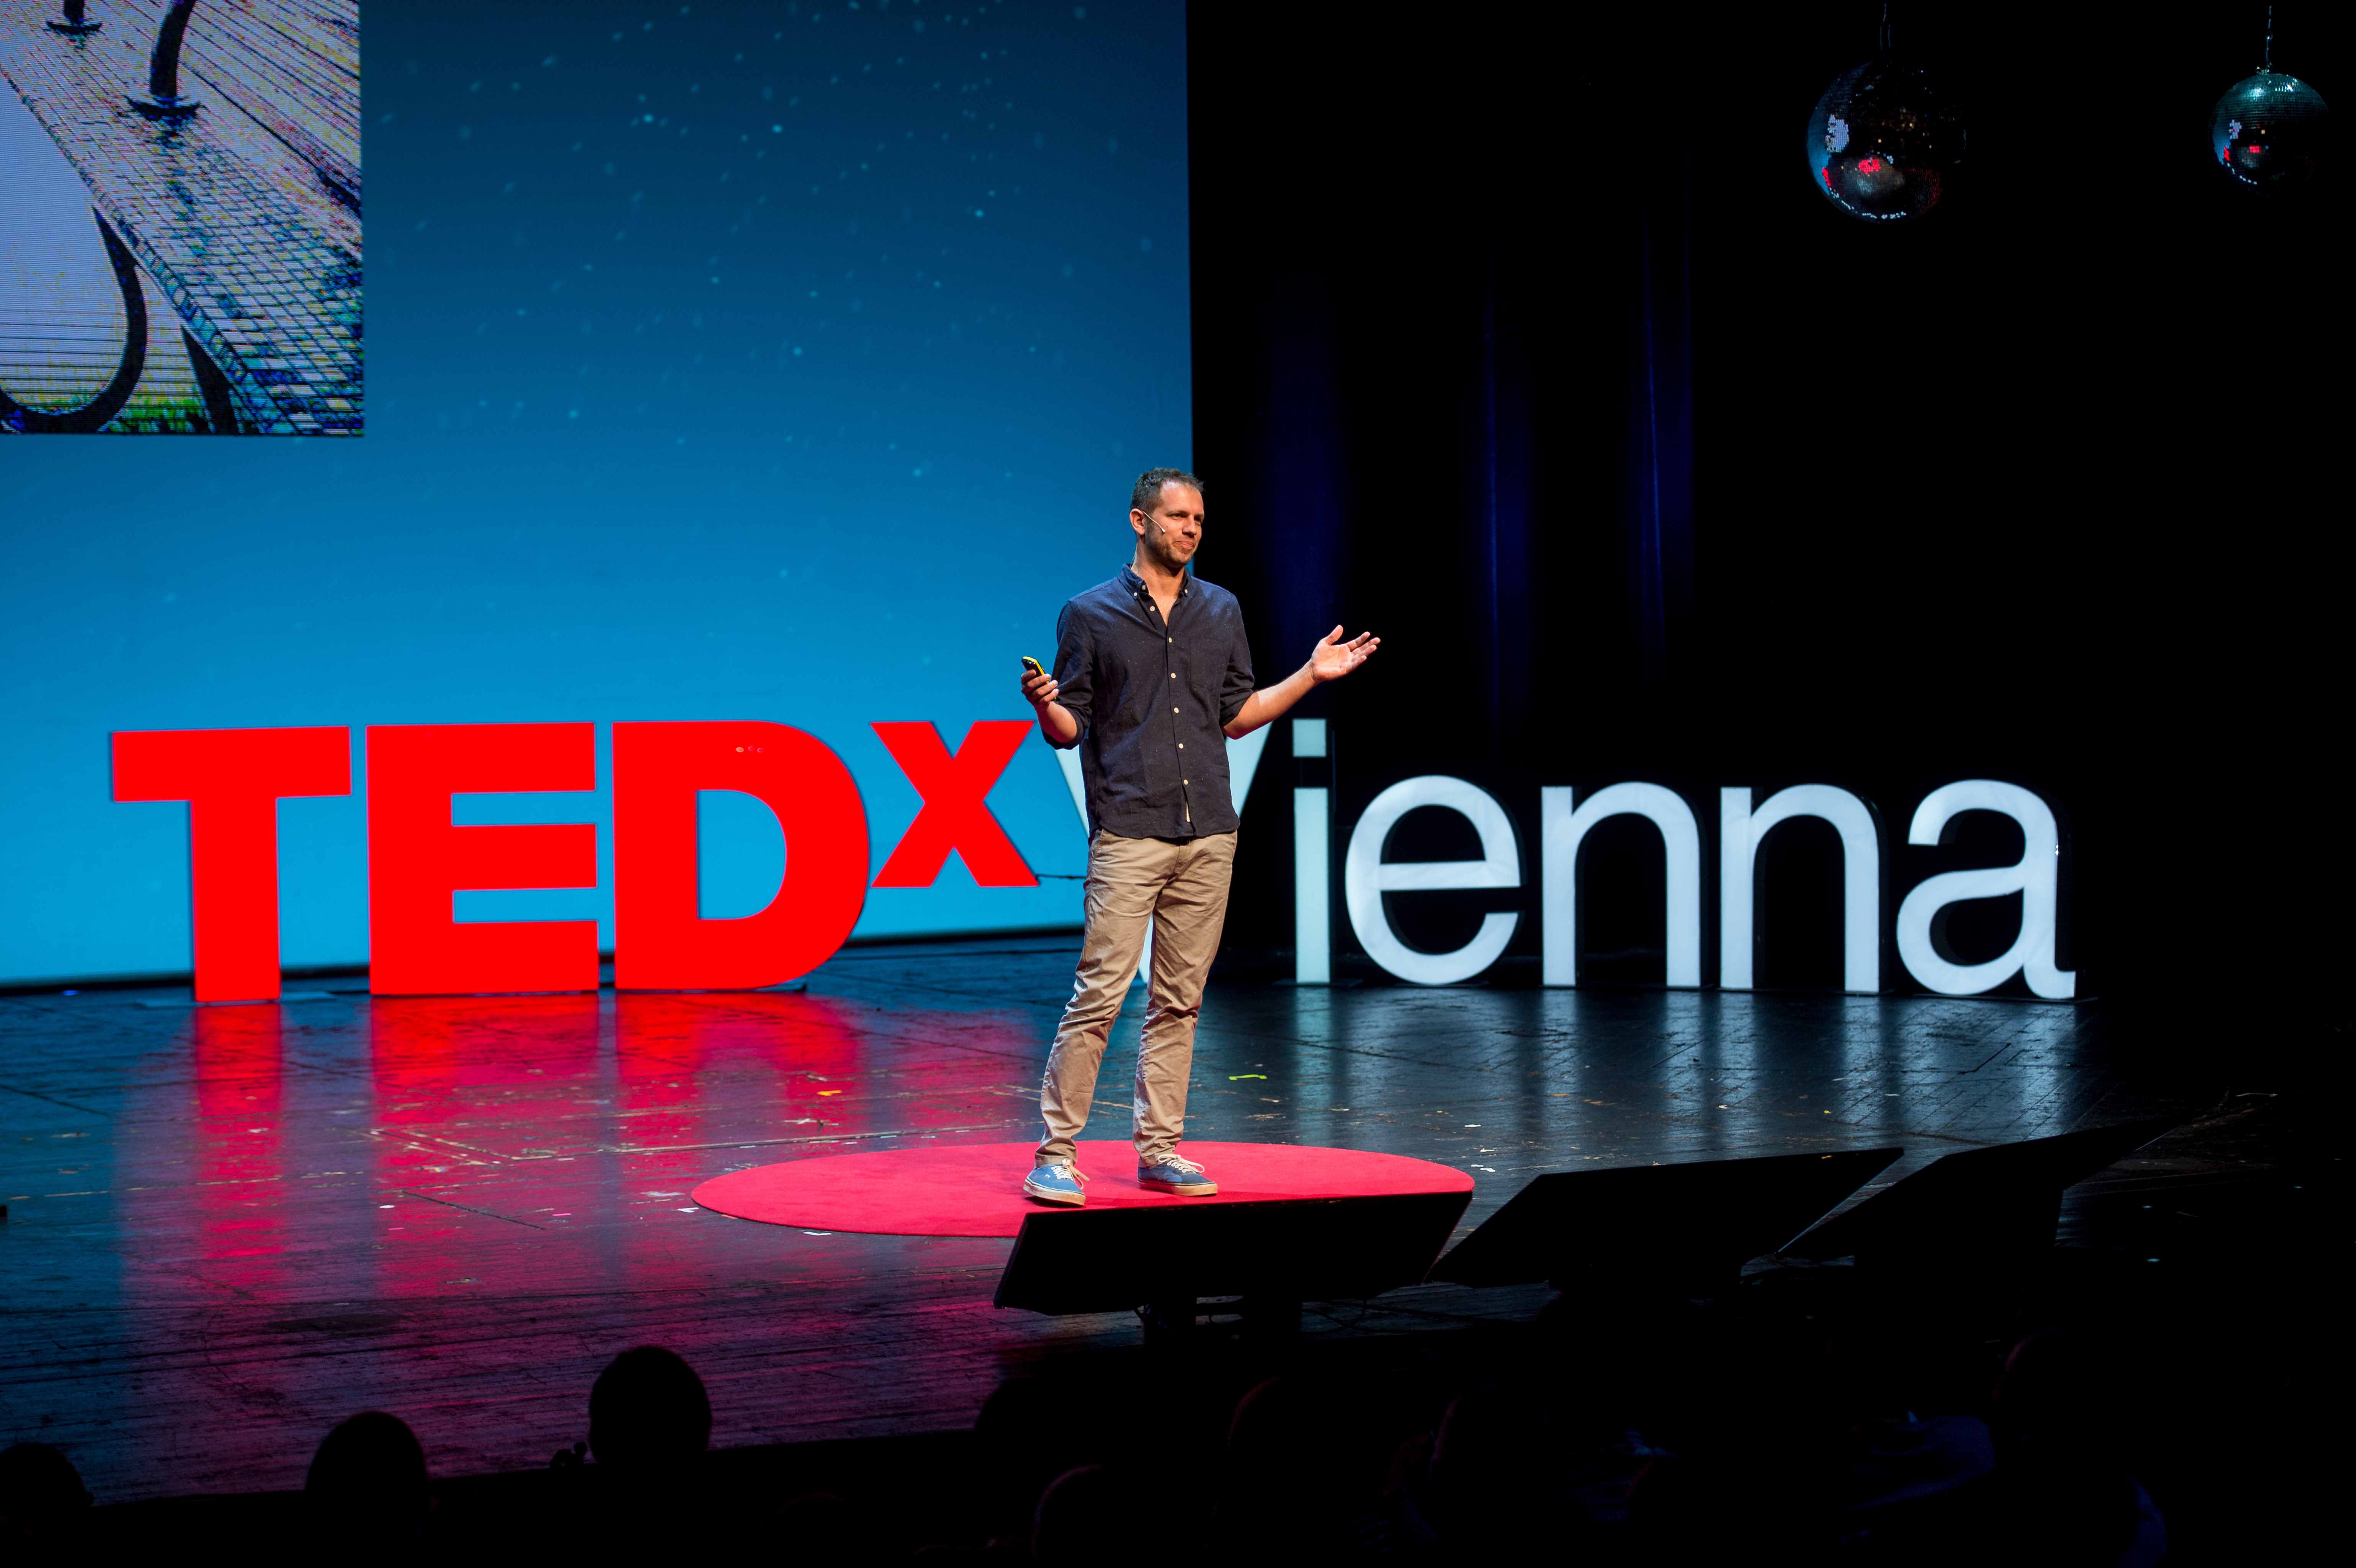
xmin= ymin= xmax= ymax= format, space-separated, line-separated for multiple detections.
xmin=1188 ymin=2 xmax=2347 ymax=1042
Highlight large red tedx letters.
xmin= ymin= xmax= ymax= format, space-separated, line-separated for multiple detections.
xmin=113 ymin=719 xmax=1017 ymax=998
xmin=613 ymin=721 xmax=869 ymax=990
xmin=868 ymin=720 xmax=1039 ymax=887
xmin=110 ymin=727 xmax=353 ymax=1003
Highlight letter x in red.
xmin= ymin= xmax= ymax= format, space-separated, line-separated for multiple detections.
xmin=870 ymin=720 xmax=1039 ymax=887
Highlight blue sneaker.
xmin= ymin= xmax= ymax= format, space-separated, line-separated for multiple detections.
xmin=1137 ymin=1153 xmax=1218 ymax=1196
xmin=1023 ymin=1161 xmax=1088 ymax=1206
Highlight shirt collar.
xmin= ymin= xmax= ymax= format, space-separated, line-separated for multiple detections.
xmin=1119 ymin=564 xmax=1189 ymax=601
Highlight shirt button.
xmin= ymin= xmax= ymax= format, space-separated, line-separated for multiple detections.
xmin=1172 ymin=707 xmax=1179 ymax=713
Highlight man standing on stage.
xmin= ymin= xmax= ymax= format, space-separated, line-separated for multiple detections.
xmin=1017 ymin=469 xmax=1377 ymax=1205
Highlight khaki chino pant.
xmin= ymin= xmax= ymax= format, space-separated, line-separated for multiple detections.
xmin=1037 ymin=828 xmax=1237 ymax=1168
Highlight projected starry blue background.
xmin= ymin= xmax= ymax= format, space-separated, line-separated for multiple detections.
xmin=0 ymin=0 xmax=1191 ymax=984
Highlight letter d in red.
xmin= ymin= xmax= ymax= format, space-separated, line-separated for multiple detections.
xmin=612 ymin=722 xmax=868 ymax=989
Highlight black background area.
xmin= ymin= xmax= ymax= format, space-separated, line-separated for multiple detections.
xmin=1188 ymin=2 xmax=2347 ymax=1032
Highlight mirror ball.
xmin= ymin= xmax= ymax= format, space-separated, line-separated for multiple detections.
xmin=1805 ymin=58 xmax=1966 ymax=223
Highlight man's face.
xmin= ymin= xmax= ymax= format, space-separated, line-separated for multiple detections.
xmin=1131 ymin=483 xmax=1204 ymax=571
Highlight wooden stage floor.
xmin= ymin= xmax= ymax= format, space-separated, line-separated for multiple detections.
xmin=0 ymin=938 xmax=2279 ymax=1503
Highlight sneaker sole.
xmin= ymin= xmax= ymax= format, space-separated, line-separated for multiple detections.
xmin=1137 ymin=1178 xmax=1218 ymax=1196
xmin=1022 ymin=1182 xmax=1086 ymax=1207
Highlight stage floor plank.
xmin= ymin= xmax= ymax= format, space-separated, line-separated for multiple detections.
xmin=0 ymin=939 xmax=2223 ymax=1501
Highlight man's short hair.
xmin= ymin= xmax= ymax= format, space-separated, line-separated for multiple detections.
xmin=1132 ymin=468 xmax=1204 ymax=516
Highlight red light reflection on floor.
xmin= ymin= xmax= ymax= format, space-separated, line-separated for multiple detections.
xmin=188 ymin=1006 xmax=289 ymax=1290
xmin=111 ymin=1004 xmax=299 ymax=1314
xmin=108 ymin=988 xmax=1046 ymax=1321
xmin=592 ymin=993 xmax=867 ymax=1277
xmin=367 ymin=995 xmax=606 ymax=1158
xmin=345 ymin=991 xmax=935 ymax=1296
xmin=96 ymin=1005 xmax=304 ymax=1432
xmin=611 ymin=997 xmax=722 ymax=1163
xmin=366 ymin=994 xmax=606 ymax=1298
xmin=610 ymin=990 xmax=875 ymax=1153
xmin=855 ymin=1004 xmax=1047 ymax=1138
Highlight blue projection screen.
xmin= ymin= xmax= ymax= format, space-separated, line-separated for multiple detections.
xmin=0 ymin=0 xmax=1192 ymax=985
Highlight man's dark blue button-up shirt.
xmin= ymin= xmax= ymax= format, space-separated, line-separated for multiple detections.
xmin=1048 ymin=565 xmax=1256 ymax=839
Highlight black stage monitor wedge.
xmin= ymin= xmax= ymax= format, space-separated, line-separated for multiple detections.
xmin=1782 ymin=1116 xmax=2183 ymax=1266
xmin=1427 ymin=1147 xmax=1903 ymax=1295
xmin=993 ymin=1191 xmax=1471 ymax=1315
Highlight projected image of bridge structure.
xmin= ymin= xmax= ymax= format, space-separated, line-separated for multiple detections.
xmin=0 ymin=0 xmax=359 ymax=435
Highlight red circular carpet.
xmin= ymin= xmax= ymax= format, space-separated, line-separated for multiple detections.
xmin=691 ymin=1140 xmax=1474 ymax=1238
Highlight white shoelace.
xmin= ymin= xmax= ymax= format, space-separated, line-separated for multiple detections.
xmin=1036 ymin=1162 xmax=1088 ymax=1185
xmin=1150 ymin=1153 xmax=1205 ymax=1175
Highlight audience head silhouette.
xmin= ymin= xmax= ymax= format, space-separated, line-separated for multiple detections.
xmin=1428 ymin=1383 xmax=1552 ymax=1550
xmin=304 ymin=1411 xmax=430 ymax=1537
xmin=589 ymin=1346 xmax=712 ymax=1468
xmin=1215 ymin=1374 xmax=1399 ymax=1560
xmin=1032 ymin=1465 xmax=1135 ymax=1568
xmin=0 ymin=1443 xmax=93 ymax=1548
xmin=1993 ymin=1325 xmax=2111 ymax=1435
xmin=972 ymin=1378 xmax=1091 ymax=1548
